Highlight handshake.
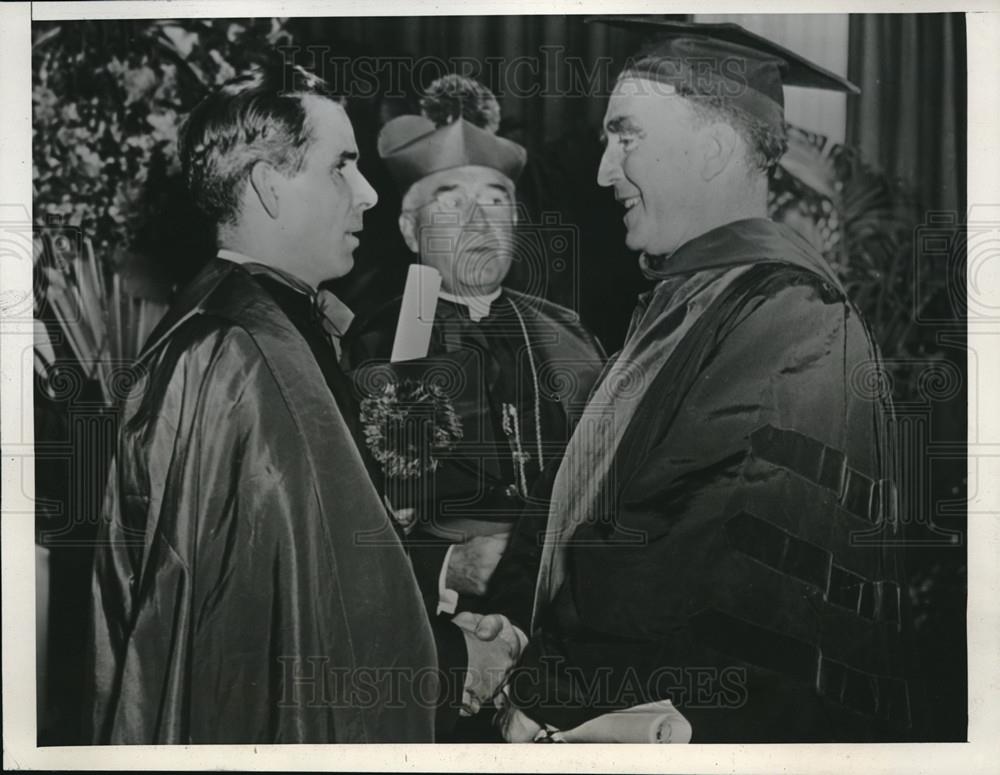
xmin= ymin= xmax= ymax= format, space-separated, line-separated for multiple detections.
xmin=451 ymin=611 xmax=525 ymax=716
xmin=439 ymin=531 xmax=541 ymax=736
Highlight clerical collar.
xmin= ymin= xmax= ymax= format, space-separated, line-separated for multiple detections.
xmin=438 ymin=287 xmax=503 ymax=322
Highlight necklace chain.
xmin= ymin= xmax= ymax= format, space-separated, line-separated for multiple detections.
xmin=507 ymin=295 xmax=545 ymax=472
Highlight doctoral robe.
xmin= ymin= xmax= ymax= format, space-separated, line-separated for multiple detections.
xmin=86 ymin=259 xmax=437 ymax=744
xmin=505 ymin=219 xmax=912 ymax=742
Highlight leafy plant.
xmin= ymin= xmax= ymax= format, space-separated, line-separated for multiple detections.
xmin=32 ymin=18 xmax=295 ymax=374
xmin=769 ymin=125 xmax=948 ymax=398
xmin=32 ymin=18 xmax=293 ymax=275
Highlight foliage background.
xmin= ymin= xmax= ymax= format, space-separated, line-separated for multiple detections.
xmin=33 ymin=18 xmax=293 ymax=294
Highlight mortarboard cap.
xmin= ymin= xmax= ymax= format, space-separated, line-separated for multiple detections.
xmin=587 ymin=16 xmax=860 ymax=131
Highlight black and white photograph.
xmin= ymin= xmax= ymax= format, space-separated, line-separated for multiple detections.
xmin=1 ymin=2 xmax=996 ymax=771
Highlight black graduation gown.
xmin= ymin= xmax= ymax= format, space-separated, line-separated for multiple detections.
xmin=86 ymin=259 xmax=437 ymax=744
xmin=505 ymin=219 xmax=912 ymax=742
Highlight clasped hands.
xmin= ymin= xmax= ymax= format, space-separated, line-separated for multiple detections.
xmin=446 ymin=545 xmax=546 ymax=740
xmin=452 ymin=611 xmax=545 ymax=741
xmin=451 ymin=611 xmax=524 ymax=716
xmin=446 ymin=531 xmax=518 ymax=715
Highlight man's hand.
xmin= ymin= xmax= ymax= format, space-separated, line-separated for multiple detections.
xmin=445 ymin=532 xmax=509 ymax=596
xmin=452 ymin=612 xmax=522 ymax=715
xmin=496 ymin=699 xmax=544 ymax=742
xmin=452 ymin=611 xmax=524 ymax=662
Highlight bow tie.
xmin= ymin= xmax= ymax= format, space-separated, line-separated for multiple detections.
xmin=242 ymin=262 xmax=355 ymax=359
xmin=312 ymin=289 xmax=355 ymax=360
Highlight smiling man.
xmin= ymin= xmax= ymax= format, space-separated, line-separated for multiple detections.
xmin=500 ymin=20 xmax=913 ymax=743
xmin=86 ymin=64 xmax=437 ymax=743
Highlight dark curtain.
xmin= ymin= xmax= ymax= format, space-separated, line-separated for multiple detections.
xmin=295 ymin=15 xmax=645 ymax=147
xmin=848 ymin=13 xmax=967 ymax=742
xmin=847 ymin=13 xmax=966 ymax=215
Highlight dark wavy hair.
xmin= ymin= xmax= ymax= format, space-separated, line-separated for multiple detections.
xmin=178 ymin=63 xmax=337 ymax=226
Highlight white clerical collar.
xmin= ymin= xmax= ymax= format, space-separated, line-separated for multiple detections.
xmin=438 ymin=288 xmax=502 ymax=322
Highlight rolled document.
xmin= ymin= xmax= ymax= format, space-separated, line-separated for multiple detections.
xmin=390 ymin=264 xmax=442 ymax=363
xmin=546 ymin=699 xmax=692 ymax=744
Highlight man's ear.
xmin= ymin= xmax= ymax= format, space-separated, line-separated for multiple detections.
xmin=249 ymin=161 xmax=282 ymax=219
xmin=398 ymin=212 xmax=419 ymax=254
xmin=699 ymin=121 xmax=740 ymax=182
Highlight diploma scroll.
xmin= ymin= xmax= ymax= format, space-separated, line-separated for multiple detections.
xmin=390 ymin=264 xmax=441 ymax=363
xmin=542 ymin=699 xmax=693 ymax=744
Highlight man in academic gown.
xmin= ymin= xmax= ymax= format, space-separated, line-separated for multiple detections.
xmin=342 ymin=76 xmax=606 ymax=733
xmin=497 ymin=20 xmax=913 ymax=743
xmin=85 ymin=64 xmax=438 ymax=744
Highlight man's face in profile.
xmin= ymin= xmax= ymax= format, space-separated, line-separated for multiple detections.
xmin=406 ymin=165 xmax=516 ymax=296
xmin=273 ymin=96 xmax=378 ymax=286
xmin=597 ymin=77 xmax=708 ymax=257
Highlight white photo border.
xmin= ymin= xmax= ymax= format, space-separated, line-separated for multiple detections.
xmin=3 ymin=2 xmax=996 ymax=771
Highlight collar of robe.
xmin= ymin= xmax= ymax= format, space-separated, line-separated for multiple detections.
xmin=638 ymin=217 xmax=843 ymax=292
xmin=216 ymin=250 xmax=355 ymax=340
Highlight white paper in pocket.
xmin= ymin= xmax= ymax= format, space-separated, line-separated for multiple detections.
xmin=390 ymin=264 xmax=441 ymax=363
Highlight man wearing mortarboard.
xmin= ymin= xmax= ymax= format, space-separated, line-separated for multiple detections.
xmin=342 ymin=75 xmax=606 ymax=736
xmin=497 ymin=20 xmax=913 ymax=742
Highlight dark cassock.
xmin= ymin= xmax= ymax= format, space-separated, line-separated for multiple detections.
xmin=86 ymin=256 xmax=438 ymax=744
xmin=342 ymin=109 xmax=605 ymax=618
xmin=501 ymin=21 xmax=913 ymax=743
xmin=341 ymin=96 xmax=606 ymax=736
xmin=346 ymin=288 xmax=605 ymax=600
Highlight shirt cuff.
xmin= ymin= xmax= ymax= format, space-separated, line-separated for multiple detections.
xmin=436 ymin=544 xmax=459 ymax=615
